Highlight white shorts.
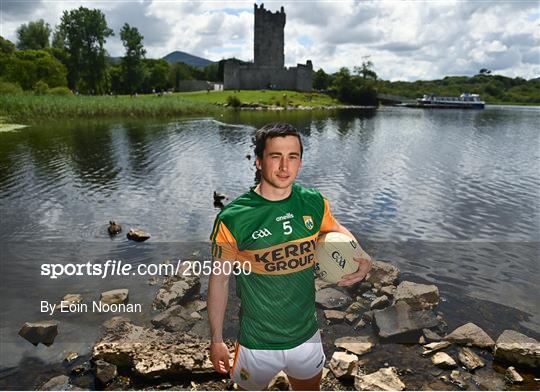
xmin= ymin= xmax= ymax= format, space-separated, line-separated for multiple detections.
xmin=230 ymin=330 xmax=325 ymax=391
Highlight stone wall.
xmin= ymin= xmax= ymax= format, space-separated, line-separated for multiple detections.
xmin=177 ymin=80 xmax=221 ymax=92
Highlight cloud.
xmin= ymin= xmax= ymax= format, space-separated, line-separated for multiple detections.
xmin=1 ymin=0 xmax=538 ymax=80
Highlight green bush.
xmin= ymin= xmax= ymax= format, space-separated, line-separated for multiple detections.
xmin=226 ymin=95 xmax=241 ymax=108
xmin=33 ymin=80 xmax=49 ymax=95
xmin=0 ymin=81 xmax=23 ymax=95
xmin=47 ymin=86 xmax=73 ymax=95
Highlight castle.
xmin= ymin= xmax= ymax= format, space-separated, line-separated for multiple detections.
xmin=223 ymin=4 xmax=313 ymax=92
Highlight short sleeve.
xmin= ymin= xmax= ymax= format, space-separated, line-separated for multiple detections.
xmin=210 ymin=218 xmax=239 ymax=261
xmin=320 ymin=198 xmax=339 ymax=233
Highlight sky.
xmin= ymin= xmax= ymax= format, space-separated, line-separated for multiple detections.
xmin=1 ymin=0 xmax=539 ymax=81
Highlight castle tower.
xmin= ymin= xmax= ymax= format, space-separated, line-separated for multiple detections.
xmin=254 ymin=4 xmax=285 ymax=67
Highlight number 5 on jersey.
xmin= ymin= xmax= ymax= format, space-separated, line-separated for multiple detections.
xmin=283 ymin=220 xmax=292 ymax=235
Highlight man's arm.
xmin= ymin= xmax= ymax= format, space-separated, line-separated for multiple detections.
xmin=207 ymin=259 xmax=231 ymax=373
xmin=322 ymin=219 xmax=373 ymax=287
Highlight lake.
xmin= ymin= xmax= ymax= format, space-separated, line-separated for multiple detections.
xmin=0 ymin=105 xmax=539 ymax=387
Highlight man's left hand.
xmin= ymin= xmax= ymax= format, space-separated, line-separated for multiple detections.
xmin=338 ymin=256 xmax=372 ymax=286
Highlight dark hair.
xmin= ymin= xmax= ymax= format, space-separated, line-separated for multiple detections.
xmin=254 ymin=122 xmax=303 ymax=159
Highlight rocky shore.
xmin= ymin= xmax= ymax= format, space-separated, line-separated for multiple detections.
xmin=22 ymin=260 xmax=540 ymax=390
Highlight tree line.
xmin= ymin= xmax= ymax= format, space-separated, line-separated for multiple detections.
xmin=0 ymin=7 xmax=219 ymax=95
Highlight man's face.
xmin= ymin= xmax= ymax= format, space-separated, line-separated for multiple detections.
xmin=256 ymin=135 xmax=302 ymax=190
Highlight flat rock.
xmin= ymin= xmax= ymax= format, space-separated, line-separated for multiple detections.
xmin=334 ymin=336 xmax=374 ymax=356
xmin=366 ymin=261 xmax=400 ymax=287
xmin=345 ymin=313 xmax=359 ymax=323
xmin=59 ymin=294 xmax=83 ymax=310
xmin=394 ymin=281 xmax=439 ymax=310
xmin=354 ymin=367 xmax=405 ymax=391
xmin=449 ymin=370 xmax=468 ymax=389
xmin=494 ymin=329 xmax=540 ymax=369
xmin=373 ymin=302 xmax=439 ymax=340
xmin=329 ymin=351 xmax=358 ymax=378
xmin=422 ymin=341 xmax=452 ymax=356
xmin=423 ymin=328 xmax=442 ymax=342
xmin=315 ymin=287 xmax=352 ymax=309
xmin=458 ymin=347 xmax=485 ymax=370
xmin=151 ymin=305 xmax=198 ymax=332
xmin=505 ymin=366 xmax=523 ymax=383
xmin=379 ymin=285 xmax=396 ymax=298
xmin=268 ymin=370 xmax=290 ymax=390
xmin=18 ymin=320 xmax=58 ymax=346
xmin=92 ymin=317 xmax=225 ymax=378
xmin=39 ymin=375 xmax=71 ymax=391
xmin=315 ymin=278 xmax=333 ymax=291
xmin=370 ymin=295 xmax=390 ymax=310
xmin=153 ymin=266 xmax=200 ymax=310
xmin=324 ymin=310 xmax=346 ymax=322
xmin=95 ymin=359 xmax=117 ymax=385
xmin=432 ymin=352 xmax=457 ymax=369
xmin=126 ymin=228 xmax=150 ymax=242
xmin=100 ymin=289 xmax=129 ymax=305
xmin=444 ymin=323 xmax=495 ymax=349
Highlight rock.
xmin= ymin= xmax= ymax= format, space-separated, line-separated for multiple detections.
xmin=315 ymin=288 xmax=352 ymax=309
xmin=321 ymin=367 xmax=329 ymax=379
xmin=345 ymin=313 xmax=359 ymax=323
xmin=354 ymin=367 xmax=405 ymax=391
xmin=422 ymin=328 xmax=442 ymax=342
xmin=268 ymin=370 xmax=290 ymax=390
xmin=126 ymin=228 xmax=150 ymax=242
xmin=315 ymin=278 xmax=333 ymax=291
xmin=458 ymin=347 xmax=485 ymax=370
xmin=108 ymin=221 xmax=122 ymax=235
xmin=362 ymin=310 xmax=375 ymax=323
xmin=190 ymin=311 xmax=203 ymax=320
xmin=422 ymin=341 xmax=452 ymax=356
xmin=370 ymin=295 xmax=390 ymax=310
xmin=92 ymin=318 xmax=221 ymax=378
xmin=494 ymin=329 xmax=540 ymax=369
xmin=373 ymin=302 xmax=439 ymax=340
xmin=431 ymin=352 xmax=457 ymax=369
xmin=153 ymin=266 xmax=200 ymax=310
xmin=59 ymin=294 xmax=83 ymax=310
xmin=505 ymin=366 xmax=523 ymax=383
xmin=346 ymin=301 xmax=364 ymax=314
xmin=379 ymin=285 xmax=396 ymax=298
xmin=100 ymin=289 xmax=129 ymax=305
xmin=18 ymin=320 xmax=58 ymax=346
xmin=95 ymin=359 xmax=117 ymax=385
xmin=444 ymin=323 xmax=495 ymax=349
xmin=393 ymin=281 xmax=439 ymax=310
xmin=354 ymin=319 xmax=366 ymax=330
xmin=449 ymin=370 xmax=468 ymax=389
xmin=334 ymin=336 xmax=375 ymax=356
xmin=418 ymin=335 xmax=426 ymax=345
xmin=329 ymin=351 xmax=358 ymax=378
xmin=324 ymin=310 xmax=346 ymax=322
xmin=366 ymin=261 xmax=400 ymax=287
xmin=472 ymin=368 xmax=506 ymax=390
xmin=151 ymin=305 xmax=198 ymax=332
xmin=64 ymin=352 xmax=79 ymax=364
xmin=39 ymin=375 xmax=70 ymax=391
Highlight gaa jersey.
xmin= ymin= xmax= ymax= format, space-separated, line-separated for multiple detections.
xmin=209 ymin=183 xmax=338 ymax=349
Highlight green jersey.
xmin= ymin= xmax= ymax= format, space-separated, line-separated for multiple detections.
xmin=210 ymin=183 xmax=338 ymax=349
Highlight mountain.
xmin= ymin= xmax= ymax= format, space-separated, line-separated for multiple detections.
xmin=162 ymin=51 xmax=214 ymax=68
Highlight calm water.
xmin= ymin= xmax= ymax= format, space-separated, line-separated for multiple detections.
xmin=0 ymin=106 xmax=539 ymax=383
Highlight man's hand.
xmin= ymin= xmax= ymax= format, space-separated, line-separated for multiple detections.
xmin=338 ymin=255 xmax=372 ymax=286
xmin=210 ymin=342 xmax=231 ymax=374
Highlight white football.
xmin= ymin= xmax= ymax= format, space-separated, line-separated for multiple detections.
xmin=314 ymin=232 xmax=364 ymax=284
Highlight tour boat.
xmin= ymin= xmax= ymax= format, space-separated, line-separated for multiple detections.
xmin=416 ymin=93 xmax=485 ymax=109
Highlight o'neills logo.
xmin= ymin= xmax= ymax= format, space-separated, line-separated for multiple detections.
xmin=275 ymin=212 xmax=294 ymax=221
xmin=254 ymin=239 xmax=316 ymax=272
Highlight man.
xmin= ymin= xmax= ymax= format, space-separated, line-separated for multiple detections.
xmin=208 ymin=123 xmax=372 ymax=390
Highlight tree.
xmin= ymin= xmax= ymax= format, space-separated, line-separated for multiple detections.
xmin=313 ymin=68 xmax=332 ymax=90
xmin=141 ymin=59 xmax=171 ymax=92
xmin=120 ymin=23 xmax=146 ymax=94
xmin=1 ymin=50 xmax=67 ymax=90
xmin=354 ymin=59 xmax=378 ymax=81
xmin=0 ymin=36 xmax=16 ymax=55
xmin=16 ymin=19 xmax=51 ymax=50
xmin=56 ymin=7 xmax=113 ymax=93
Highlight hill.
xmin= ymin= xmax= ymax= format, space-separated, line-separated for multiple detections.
xmin=162 ymin=51 xmax=214 ymax=68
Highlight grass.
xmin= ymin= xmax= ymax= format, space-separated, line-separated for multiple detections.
xmin=0 ymin=90 xmax=341 ymax=124
xmin=179 ymin=90 xmax=339 ymax=107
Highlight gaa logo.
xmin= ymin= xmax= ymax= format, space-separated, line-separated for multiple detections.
xmin=251 ymin=228 xmax=272 ymax=239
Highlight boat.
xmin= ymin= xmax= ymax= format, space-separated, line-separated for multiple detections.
xmin=415 ymin=93 xmax=485 ymax=109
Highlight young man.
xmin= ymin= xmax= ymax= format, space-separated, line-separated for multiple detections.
xmin=208 ymin=123 xmax=372 ymax=390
